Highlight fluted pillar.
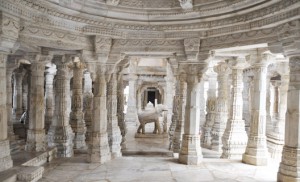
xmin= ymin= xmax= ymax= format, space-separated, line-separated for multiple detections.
xmin=0 ymin=53 xmax=13 ymax=172
xmin=48 ymin=55 xmax=74 ymax=157
xmin=211 ymin=62 xmax=230 ymax=153
xmin=26 ymin=55 xmax=51 ymax=152
xmin=179 ymin=65 xmax=204 ymax=165
xmin=172 ymin=73 xmax=187 ymax=153
xmin=221 ymin=57 xmax=249 ymax=159
xmin=7 ymin=62 xmax=17 ymax=140
xmin=107 ymin=73 xmax=122 ymax=158
xmin=13 ymin=67 xmax=23 ymax=122
xmin=45 ymin=66 xmax=56 ymax=133
xmin=202 ymin=67 xmax=217 ymax=148
xmin=70 ymin=61 xmax=87 ymax=149
xmin=117 ymin=73 xmax=126 ymax=150
xmin=83 ymin=71 xmax=93 ymax=145
xmin=242 ymin=54 xmax=273 ymax=165
xmin=87 ymin=67 xmax=111 ymax=163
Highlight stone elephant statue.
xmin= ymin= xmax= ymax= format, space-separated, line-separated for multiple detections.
xmin=137 ymin=104 xmax=167 ymax=134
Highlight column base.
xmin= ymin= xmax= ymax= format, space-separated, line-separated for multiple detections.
xmin=0 ymin=140 xmax=13 ymax=172
xmin=110 ymin=129 xmax=122 ymax=159
xmin=25 ymin=129 xmax=46 ymax=152
xmin=73 ymin=133 xmax=87 ymax=150
xmin=201 ymin=127 xmax=212 ymax=149
xmin=242 ymin=153 xmax=268 ymax=166
xmin=179 ymin=134 xmax=203 ymax=165
xmin=278 ymin=171 xmax=300 ymax=182
xmin=172 ymin=131 xmax=182 ymax=153
xmin=48 ymin=125 xmax=74 ymax=157
xmin=277 ymin=146 xmax=300 ymax=182
xmin=87 ymin=132 xmax=111 ymax=164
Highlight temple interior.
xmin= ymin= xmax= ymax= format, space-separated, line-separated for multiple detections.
xmin=0 ymin=0 xmax=299 ymax=181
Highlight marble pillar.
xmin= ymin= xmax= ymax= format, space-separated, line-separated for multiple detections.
xmin=88 ymin=68 xmax=111 ymax=163
xmin=26 ymin=55 xmax=49 ymax=152
xmin=202 ymin=67 xmax=217 ymax=148
xmin=107 ymin=73 xmax=122 ymax=158
xmin=165 ymin=63 xmax=174 ymax=135
xmin=70 ymin=61 xmax=87 ymax=149
xmin=83 ymin=72 xmax=93 ymax=145
xmin=170 ymin=80 xmax=179 ymax=150
xmin=221 ymin=57 xmax=248 ymax=159
xmin=13 ymin=67 xmax=23 ymax=122
xmin=179 ymin=65 xmax=203 ymax=165
xmin=45 ymin=66 xmax=56 ymax=133
xmin=117 ymin=73 xmax=127 ymax=150
xmin=242 ymin=54 xmax=272 ymax=165
xmin=211 ymin=62 xmax=230 ymax=153
xmin=199 ymin=78 xmax=206 ymax=139
xmin=48 ymin=55 xmax=74 ymax=157
xmin=172 ymin=73 xmax=187 ymax=153
xmin=125 ymin=74 xmax=138 ymax=124
xmin=243 ymin=75 xmax=252 ymax=135
xmin=7 ymin=63 xmax=17 ymax=140
xmin=0 ymin=53 xmax=13 ymax=172
xmin=278 ymin=56 xmax=300 ymax=182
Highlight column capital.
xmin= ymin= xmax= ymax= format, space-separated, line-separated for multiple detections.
xmin=214 ymin=62 xmax=230 ymax=75
xmin=227 ymin=56 xmax=250 ymax=70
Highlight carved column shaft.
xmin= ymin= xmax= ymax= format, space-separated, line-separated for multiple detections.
xmin=243 ymin=56 xmax=271 ymax=166
xmin=26 ymin=59 xmax=48 ymax=152
xmin=107 ymin=73 xmax=122 ymax=158
xmin=70 ymin=62 xmax=87 ymax=149
xmin=13 ymin=67 xmax=23 ymax=121
xmin=125 ymin=74 xmax=138 ymax=124
xmin=211 ymin=63 xmax=230 ymax=153
xmin=45 ymin=68 xmax=55 ymax=133
xmin=83 ymin=72 xmax=93 ymax=145
xmin=6 ymin=65 xmax=16 ymax=139
xmin=0 ymin=53 xmax=13 ymax=172
xmin=117 ymin=73 xmax=126 ymax=150
xmin=48 ymin=56 xmax=74 ymax=157
xmin=179 ymin=68 xmax=203 ymax=165
xmin=221 ymin=59 xmax=248 ymax=159
xmin=278 ymin=56 xmax=300 ymax=182
xmin=172 ymin=74 xmax=187 ymax=153
xmin=88 ymin=70 xmax=111 ymax=163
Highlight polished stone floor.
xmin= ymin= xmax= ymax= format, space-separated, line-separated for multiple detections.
xmin=40 ymin=123 xmax=279 ymax=182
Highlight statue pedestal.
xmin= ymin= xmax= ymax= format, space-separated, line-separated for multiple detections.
xmin=135 ymin=133 xmax=168 ymax=138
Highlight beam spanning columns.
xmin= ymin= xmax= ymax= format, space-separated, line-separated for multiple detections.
xmin=69 ymin=60 xmax=87 ymax=150
xmin=202 ymin=66 xmax=217 ymax=148
xmin=221 ymin=57 xmax=249 ymax=159
xmin=0 ymin=53 xmax=13 ymax=172
xmin=211 ymin=62 xmax=230 ymax=153
xmin=25 ymin=54 xmax=52 ymax=152
xmin=172 ymin=73 xmax=187 ymax=153
xmin=83 ymin=71 xmax=93 ymax=145
xmin=45 ymin=66 xmax=56 ymax=133
xmin=179 ymin=64 xmax=204 ymax=165
xmin=48 ymin=55 xmax=74 ymax=157
xmin=87 ymin=66 xmax=111 ymax=163
xmin=242 ymin=53 xmax=273 ymax=165
xmin=107 ymin=72 xmax=122 ymax=158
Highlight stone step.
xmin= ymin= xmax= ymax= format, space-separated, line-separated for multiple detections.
xmin=17 ymin=166 xmax=44 ymax=182
xmin=122 ymin=150 xmax=173 ymax=157
xmin=0 ymin=168 xmax=18 ymax=182
xmin=10 ymin=139 xmax=26 ymax=154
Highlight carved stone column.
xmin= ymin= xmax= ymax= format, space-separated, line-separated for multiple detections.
xmin=125 ymin=74 xmax=138 ymax=124
xmin=202 ymin=67 xmax=217 ymax=148
xmin=242 ymin=54 xmax=273 ymax=165
xmin=45 ymin=66 xmax=56 ymax=133
xmin=48 ymin=55 xmax=74 ymax=157
xmin=7 ymin=62 xmax=17 ymax=140
xmin=199 ymin=78 xmax=206 ymax=138
xmin=179 ymin=64 xmax=204 ymax=165
xmin=243 ymin=74 xmax=252 ymax=135
xmin=117 ymin=73 xmax=126 ymax=149
xmin=172 ymin=73 xmax=187 ymax=153
xmin=221 ymin=57 xmax=249 ymax=159
xmin=26 ymin=55 xmax=52 ymax=152
xmin=87 ymin=67 xmax=111 ymax=163
xmin=13 ymin=66 xmax=23 ymax=122
xmin=70 ymin=61 xmax=87 ymax=149
xmin=0 ymin=53 xmax=13 ymax=172
xmin=83 ymin=71 xmax=93 ymax=145
xmin=165 ymin=63 xmax=174 ymax=135
xmin=277 ymin=56 xmax=300 ymax=181
xmin=211 ymin=62 xmax=230 ymax=153
xmin=107 ymin=73 xmax=122 ymax=158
